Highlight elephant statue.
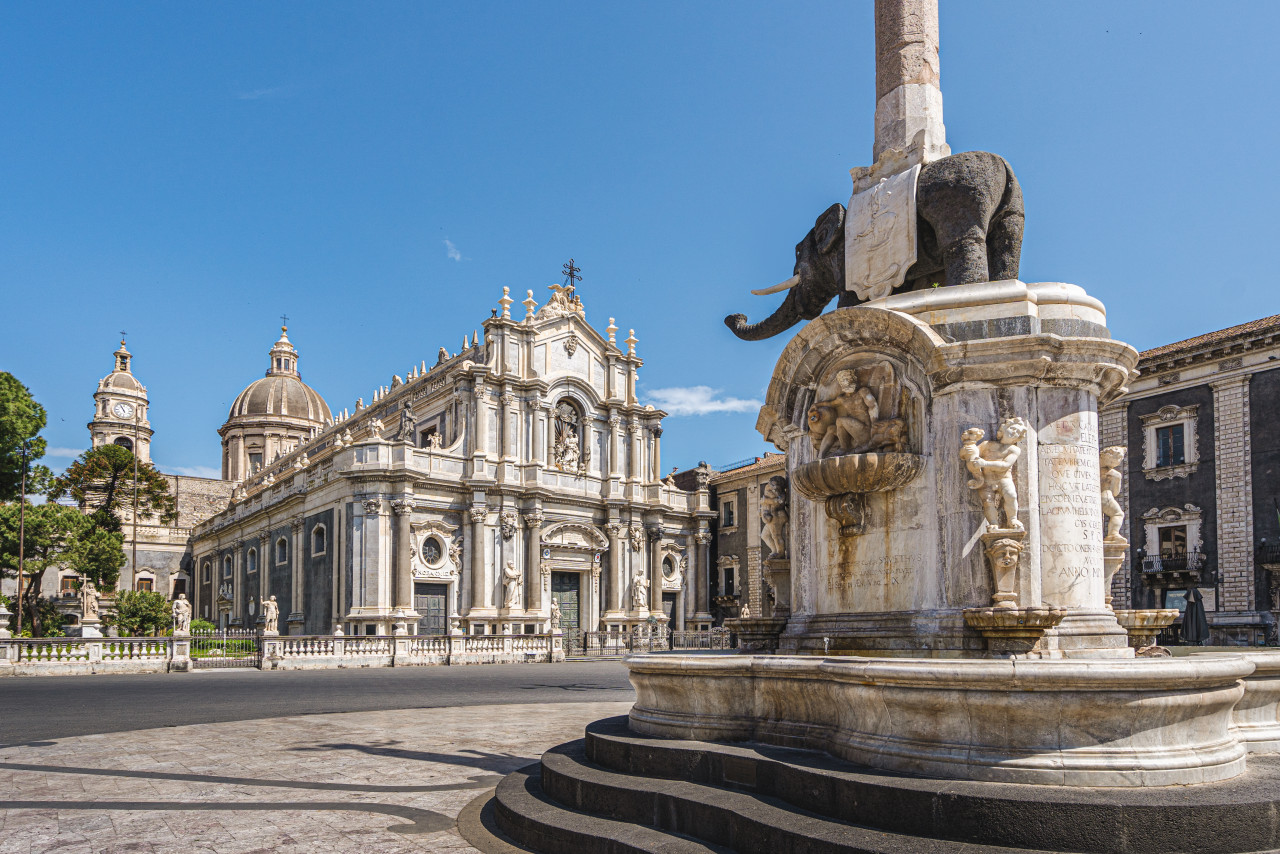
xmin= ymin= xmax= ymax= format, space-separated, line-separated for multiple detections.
xmin=725 ymin=150 xmax=1024 ymax=341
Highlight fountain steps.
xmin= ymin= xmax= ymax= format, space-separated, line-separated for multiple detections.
xmin=493 ymin=716 xmax=1280 ymax=854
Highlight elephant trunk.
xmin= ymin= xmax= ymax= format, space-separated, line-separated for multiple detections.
xmin=724 ymin=287 xmax=806 ymax=341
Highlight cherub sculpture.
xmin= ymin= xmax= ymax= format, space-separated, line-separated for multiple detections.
xmin=1099 ymin=446 xmax=1127 ymax=542
xmin=963 ymin=417 xmax=1028 ymax=532
xmin=759 ymin=476 xmax=789 ymax=560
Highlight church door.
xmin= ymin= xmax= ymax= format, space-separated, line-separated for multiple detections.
xmin=661 ymin=592 xmax=677 ymax=624
xmin=415 ymin=582 xmax=448 ymax=635
xmin=551 ymin=572 xmax=581 ymax=640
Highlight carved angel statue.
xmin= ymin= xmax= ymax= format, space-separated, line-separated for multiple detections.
xmin=368 ymin=417 xmax=385 ymax=437
xmin=963 ymin=417 xmax=1029 ymax=532
xmin=426 ymin=431 xmax=443 ymax=449
xmin=261 ymin=595 xmax=280 ymax=634
xmin=759 ymin=475 xmax=789 ymax=560
xmin=664 ymin=467 xmax=679 ymax=489
xmin=502 ymin=561 xmax=522 ymax=609
xmin=631 ymin=572 xmax=649 ymax=610
xmin=1099 ymin=446 xmax=1127 ymax=542
xmin=171 ymin=594 xmax=192 ymax=634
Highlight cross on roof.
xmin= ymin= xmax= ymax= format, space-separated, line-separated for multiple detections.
xmin=562 ymin=259 xmax=581 ymax=289
xmin=280 ymin=314 xmax=289 ymax=328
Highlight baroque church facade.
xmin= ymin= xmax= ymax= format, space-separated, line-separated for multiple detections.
xmin=185 ymin=285 xmax=715 ymax=637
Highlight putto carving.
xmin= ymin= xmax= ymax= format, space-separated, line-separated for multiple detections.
xmin=500 ymin=511 xmax=518 ymax=540
xmin=807 ymin=361 xmax=911 ymax=458
xmin=1100 ymin=446 xmax=1128 ymax=543
xmin=368 ymin=417 xmax=385 ymax=437
xmin=538 ymin=281 xmax=585 ymax=320
xmin=448 ymin=535 xmax=463 ymax=567
xmin=759 ymin=475 xmax=789 ymax=559
xmin=425 ymin=431 xmax=443 ymax=449
xmin=961 ymin=417 xmax=1028 ymax=532
xmin=629 ymin=525 xmax=644 ymax=551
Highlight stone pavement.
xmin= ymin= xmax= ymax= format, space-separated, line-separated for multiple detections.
xmin=0 ymin=700 xmax=633 ymax=853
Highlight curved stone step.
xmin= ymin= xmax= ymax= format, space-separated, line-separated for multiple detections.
xmin=536 ymin=740 xmax=1033 ymax=854
xmin=580 ymin=716 xmax=1280 ymax=854
xmin=493 ymin=762 xmax=731 ymax=854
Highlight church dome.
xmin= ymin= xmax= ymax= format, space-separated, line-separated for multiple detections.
xmin=225 ymin=327 xmax=331 ymax=424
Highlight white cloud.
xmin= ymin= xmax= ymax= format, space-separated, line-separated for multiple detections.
xmin=44 ymin=447 xmax=84 ymax=459
xmin=644 ymin=386 xmax=761 ymax=417
xmin=165 ymin=465 xmax=222 ymax=480
xmin=444 ymin=239 xmax=463 ymax=262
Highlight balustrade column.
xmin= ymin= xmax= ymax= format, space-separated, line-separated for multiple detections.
xmin=391 ymin=498 xmax=416 ymax=620
xmin=469 ymin=506 xmax=488 ymax=611
xmin=525 ymin=511 xmax=544 ymax=611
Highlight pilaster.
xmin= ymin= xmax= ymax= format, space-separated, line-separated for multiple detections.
xmin=1212 ymin=375 xmax=1256 ymax=613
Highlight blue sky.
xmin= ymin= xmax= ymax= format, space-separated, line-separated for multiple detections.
xmin=2 ymin=2 xmax=1278 ymax=479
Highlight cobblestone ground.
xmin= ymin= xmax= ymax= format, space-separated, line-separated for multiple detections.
xmin=0 ymin=700 xmax=632 ymax=853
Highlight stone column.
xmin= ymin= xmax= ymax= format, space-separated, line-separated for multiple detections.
xmin=391 ymin=498 xmax=417 ymax=624
xmin=232 ymin=541 xmax=243 ymax=623
xmin=651 ymin=427 xmax=662 ymax=482
xmin=475 ymin=385 xmax=490 ymax=458
xmin=469 ymin=506 xmax=488 ymax=612
xmin=606 ymin=523 xmax=624 ymax=616
xmin=289 ymin=519 xmax=304 ymax=632
xmin=608 ymin=415 xmax=621 ymax=478
xmin=533 ymin=402 xmax=547 ymax=465
xmin=1212 ymin=375 xmax=1255 ymax=615
xmin=694 ymin=530 xmax=712 ymax=622
xmin=257 ymin=533 xmax=270 ymax=608
xmin=872 ymin=0 xmax=946 ymax=163
xmin=500 ymin=392 xmax=516 ymax=460
xmin=648 ymin=527 xmax=664 ymax=616
xmin=628 ymin=422 xmax=642 ymax=482
xmin=524 ymin=510 xmax=544 ymax=611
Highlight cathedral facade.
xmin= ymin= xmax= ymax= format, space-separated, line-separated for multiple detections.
xmin=186 ymin=286 xmax=715 ymax=637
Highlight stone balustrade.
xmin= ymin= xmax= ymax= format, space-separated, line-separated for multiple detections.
xmin=1 ymin=631 xmax=567 ymax=676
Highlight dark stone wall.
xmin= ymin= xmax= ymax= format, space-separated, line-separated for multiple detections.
xmin=711 ymin=485 xmax=748 ymax=597
xmin=1125 ymin=384 xmax=1217 ymax=608
xmin=267 ymin=524 xmax=292 ymax=628
xmin=305 ymin=508 xmax=334 ymax=635
xmin=1251 ymin=367 xmax=1280 ymax=602
xmin=197 ymin=553 xmax=214 ymax=621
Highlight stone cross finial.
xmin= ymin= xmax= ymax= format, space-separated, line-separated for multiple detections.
xmin=872 ymin=0 xmax=948 ymax=165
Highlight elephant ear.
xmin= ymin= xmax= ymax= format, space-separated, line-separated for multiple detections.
xmin=814 ymin=203 xmax=846 ymax=255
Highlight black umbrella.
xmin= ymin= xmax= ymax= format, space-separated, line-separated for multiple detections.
xmin=1183 ymin=586 xmax=1211 ymax=645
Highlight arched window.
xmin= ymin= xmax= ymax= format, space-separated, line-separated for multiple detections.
xmin=312 ymin=524 xmax=327 ymax=555
xmin=113 ymin=436 xmax=134 ymax=452
xmin=246 ymin=548 xmax=257 ymax=574
xmin=202 ymin=561 xmax=212 ymax=583
xmin=223 ymin=556 xmax=232 ymax=578
xmin=276 ymin=537 xmax=288 ymax=564
xmin=551 ymin=399 xmax=585 ymax=472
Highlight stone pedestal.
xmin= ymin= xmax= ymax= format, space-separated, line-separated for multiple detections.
xmin=1114 ymin=609 xmax=1180 ymax=649
xmin=169 ymin=636 xmax=192 ymax=672
xmin=1103 ymin=539 xmax=1128 ymax=608
xmin=963 ymin=606 xmax=1066 ymax=658
xmin=760 ymin=281 xmax=1137 ymax=658
xmin=726 ymin=617 xmax=789 ymax=653
xmin=763 ymin=557 xmax=791 ymax=617
xmin=79 ymin=622 xmax=103 ymax=638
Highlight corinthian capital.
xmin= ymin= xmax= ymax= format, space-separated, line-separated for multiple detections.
xmin=391 ymin=499 xmax=413 ymax=516
xmin=468 ymin=506 xmax=488 ymax=524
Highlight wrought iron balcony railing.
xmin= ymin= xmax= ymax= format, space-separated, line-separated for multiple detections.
xmin=1141 ymin=551 xmax=1206 ymax=575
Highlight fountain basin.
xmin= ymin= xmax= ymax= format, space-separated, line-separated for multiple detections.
xmin=791 ymin=452 xmax=924 ymax=501
xmin=627 ymin=653 xmax=1257 ymax=787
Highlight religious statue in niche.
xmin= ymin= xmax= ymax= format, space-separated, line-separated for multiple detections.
xmin=502 ymin=561 xmax=522 ymax=609
xmin=171 ymin=594 xmax=191 ymax=634
xmin=550 ymin=598 xmax=562 ymax=631
xmin=960 ymin=418 xmax=1029 ymax=532
xmin=552 ymin=402 xmax=589 ymax=474
xmin=261 ymin=595 xmax=280 ymax=635
xmin=631 ymin=573 xmax=649 ymax=610
xmin=759 ymin=475 xmax=789 ymax=560
xmin=1099 ymin=446 xmax=1127 ymax=543
xmin=807 ymin=360 xmax=912 ymax=458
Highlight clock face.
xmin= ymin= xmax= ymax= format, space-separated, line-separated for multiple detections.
xmin=112 ymin=402 xmax=134 ymax=418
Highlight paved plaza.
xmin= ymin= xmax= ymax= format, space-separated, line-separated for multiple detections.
xmin=0 ymin=662 xmax=634 ymax=853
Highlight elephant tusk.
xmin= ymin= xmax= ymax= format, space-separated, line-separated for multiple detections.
xmin=751 ymin=274 xmax=801 ymax=296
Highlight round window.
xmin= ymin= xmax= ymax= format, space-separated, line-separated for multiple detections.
xmin=662 ymin=557 xmax=676 ymax=579
xmin=422 ymin=536 xmax=444 ymax=566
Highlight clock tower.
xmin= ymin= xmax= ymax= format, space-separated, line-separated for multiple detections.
xmin=88 ymin=339 xmax=153 ymax=464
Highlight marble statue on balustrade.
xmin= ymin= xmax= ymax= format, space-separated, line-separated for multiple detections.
xmin=262 ymin=595 xmax=279 ymax=635
xmin=81 ymin=580 xmax=99 ymax=622
xmin=502 ymin=561 xmax=522 ymax=609
xmin=1100 ymin=446 xmax=1127 ymax=543
xmin=393 ymin=400 xmax=415 ymax=442
xmin=172 ymin=594 xmax=191 ymax=635
xmin=961 ymin=418 xmax=1028 ymax=532
xmin=759 ymin=475 xmax=789 ymax=560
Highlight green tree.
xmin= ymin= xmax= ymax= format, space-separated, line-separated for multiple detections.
xmin=0 ymin=501 xmax=112 ymax=636
xmin=111 ymin=589 xmax=173 ymax=636
xmin=49 ymin=444 xmax=177 ymax=532
xmin=0 ymin=372 xmax=52 ymax=501
xmin=1 ymin=593 xmax=68 ymax=638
